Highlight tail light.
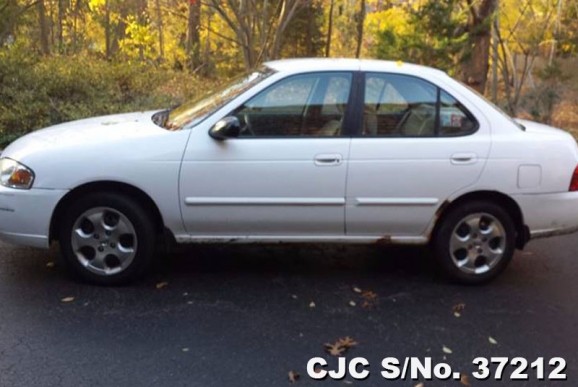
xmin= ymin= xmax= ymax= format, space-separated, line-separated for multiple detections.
xmin=570 ymin=165 xmax=578 ymax=191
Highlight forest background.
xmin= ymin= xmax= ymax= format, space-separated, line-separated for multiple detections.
xmin=1 ymin=0 xmax=577 ymax=147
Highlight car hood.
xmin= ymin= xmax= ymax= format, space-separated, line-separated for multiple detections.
xmin=3 ymin=111 xmax=163 ymax=160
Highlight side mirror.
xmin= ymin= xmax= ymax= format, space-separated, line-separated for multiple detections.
xmin=209 ymin=117 xmax=241 ymax=140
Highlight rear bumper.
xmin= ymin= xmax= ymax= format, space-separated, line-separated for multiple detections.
xmin=0 ymin=186 xmax=68 ymax=248
xmin=512 ymin=192 xmax=578 ymax=240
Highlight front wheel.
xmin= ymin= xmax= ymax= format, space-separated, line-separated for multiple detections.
xmin=58 ymin=192 xmax=157 ymax=285
xmin=433 ymin=201 xmax=516 ymax=285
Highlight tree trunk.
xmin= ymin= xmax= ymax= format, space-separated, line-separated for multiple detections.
xmin=104 ymin=0 xmax=111 ymax=59
xmin=37 ymin=0 xmax=50 ymax=54
xmin=155 ymin=0 xmax=164 ymax=60
xmin=325 ymin=0 xmax=334 ymax=57
xmin=57 ymin=0 xmax=65 ymax=48
xmin=186 ymin=0 xmax=201 ymax=69
xmin=461 ymin=0 xmax=498 ymax=94
xmin=355 ymin=0 xmax=365 ymax=58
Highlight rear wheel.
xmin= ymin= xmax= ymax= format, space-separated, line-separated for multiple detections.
xmin=58 ymin=192 xmax=157 ymax=285
xmin=433 ymin=201 xmax=516 ymax=284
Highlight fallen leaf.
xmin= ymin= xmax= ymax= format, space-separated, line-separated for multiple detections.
xmin=343 ymin=381 xmax=353 ymax=385
xmin=353 ymin=287 xmax=362 ymax=294
xmin=488 ymin=336 xmax=498 ymax=345
xmin=288 ymin=371 xmax=300 ymax=383
xmin=338 ymin=336 xmax=358 ymax=348
xmin=182 ymin=292 xmax=188 ymax=296
xmin=309 ymin=301 xmax=316 ymax=308
xmin=415 ymin=383 xmax=425 ymax=387
xmin=61 ymin=297 xmax=75 ymax=303
xmin=46 ymin=261 xmax=55 ymax=268
xmin=182 ymin=348 xmax=190 ymax=352
xmin=187 ymin=301 xmax=194 ymax=305
xmin=156 ymin=281 xmax=168 ymax=289
xmin=442 ymin=345 xmax=453 ymax=354
xmin=291 ymin=294 xmax=298 ymax=299
xmin=325 ymin=342 xmax=345 ymax=356
xmin=361 ymin=301 xmax=371 ymax=308
xmin=454 ymin=312 xmax=461 ymax=318
xmin=460 ymin=373 xmax=471 ymax=386
xmin=349 ymin=300 xmax=356 ymax=307
xmin=362 ymin=291 xmax=377 ymax=299
xmin=452 ymin=303 xmax=465 ymax=314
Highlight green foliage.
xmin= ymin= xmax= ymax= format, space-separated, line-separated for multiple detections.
xmin=372 ymin=0 xmax=468 ymax=73
xmin=0 ymin=45 xmax=205 ymax=148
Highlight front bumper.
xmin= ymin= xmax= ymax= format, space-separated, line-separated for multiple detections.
xmin=0 ymin=186 xmax=68 ymax=248
xmin=512 ymin=191 xmax=578 ymax=240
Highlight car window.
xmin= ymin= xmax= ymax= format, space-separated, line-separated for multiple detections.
xmin=234 ymin=72 xmax=352 ymax=137
xmin=362 ymin=73 xmax=477 ymax=137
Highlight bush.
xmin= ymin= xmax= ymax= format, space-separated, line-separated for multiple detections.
xmin=0 ymin=46 xmax=211 ymax=148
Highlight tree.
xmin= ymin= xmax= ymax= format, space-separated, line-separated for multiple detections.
xmin=461 ymin=0 xmax=498 ymax=93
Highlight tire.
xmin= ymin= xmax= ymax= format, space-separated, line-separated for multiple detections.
xmin=58 ymin=192 xmax=157 ymax=285
xmin=432 ymin=201 xmax=516 ymax=285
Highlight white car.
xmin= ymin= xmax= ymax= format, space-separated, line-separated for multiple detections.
xmin=2 ymin=58 xmax=578 ymax=285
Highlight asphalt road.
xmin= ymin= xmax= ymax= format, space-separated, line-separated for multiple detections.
xmin=0 ymin=236 xmax=577 ymax=387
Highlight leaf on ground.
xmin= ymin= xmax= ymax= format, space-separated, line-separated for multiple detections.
xmin=362 ymin=291 xmax=377 ymax=300
xmin=442 ymin=345 xmax=453 ymax=354
xmin=309 ymin=301 xmax=316 ymax=308
xmin=353 ymin=287 xmax=363 ymax=294
xmin=454 ymin=312 xmax=461 ymax=318
xmin=61 ymin=297 xmax=75 ymax=303
xmin=338 ymin=336 xmax=358 ymax=349
xmin=46 ymin=261 xmax=55 ymax=268
xmin=182 ymin=348 xmax=190 ymax=352
xmin=452 ymin=303 xmax=465 ymax=314
xmin=488 ymin=336 xmax=498 ymax=345
xmin=349 ymin=300 xmax=356 ymax=307
xmin=291 ymin=294 xmax=298 ymax=299
xmin=156 ymin=281 xmax=168 ymax=289
xmin=460 ymin=373 xmax=471 ymax=386
xmin=415 ymin=383 xmax=425 ymax=387
xmin=288 ymin=371 xmax=300 ymax=383
xmin=343 ymin=381 xmax=353 ymax=385
xmin=325 ymin=342 xmax=346 ymax=356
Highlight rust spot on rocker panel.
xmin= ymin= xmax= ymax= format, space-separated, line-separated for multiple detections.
xmin=375 ymin=236 xmax=393 ymax=245
xmin=435 ymin=200 xmax=451 ymax=219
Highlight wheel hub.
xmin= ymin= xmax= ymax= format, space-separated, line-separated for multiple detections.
xmin=70 ymin=207 xmax=138 ymax=276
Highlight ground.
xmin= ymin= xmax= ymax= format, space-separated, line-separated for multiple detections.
xmin=0 ymin=236 xmax=576 ymax=386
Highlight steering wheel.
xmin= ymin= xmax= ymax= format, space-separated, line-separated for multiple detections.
xmin=240 ymin=113 xmax=256 ymax=136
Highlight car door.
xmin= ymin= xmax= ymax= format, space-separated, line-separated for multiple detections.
xmin=180 ymin=71 xmax=354 ymax=237
xmin=346 ymin=72 xmax=491 ymax=237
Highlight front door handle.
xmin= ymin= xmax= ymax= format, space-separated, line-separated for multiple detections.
xmin=315 ymin=154 xmax=343 ymax=166
xmin=451 ymin=153 xmax=478 ymax=165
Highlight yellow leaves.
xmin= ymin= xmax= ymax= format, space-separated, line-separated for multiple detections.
xmin=61 ymin=297 xmax=75 ymax=303
xmin=460 ymin=373 xmax=472 ymax=386
xmin=442 ymin=345 xmax=453 ymax=354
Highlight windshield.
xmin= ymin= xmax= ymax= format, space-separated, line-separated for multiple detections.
xmin=458 ymin=81 xmax=525 ymax=131
xmin=159 ymin=66 xmax=276 ymax=130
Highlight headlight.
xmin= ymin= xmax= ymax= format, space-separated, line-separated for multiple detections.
xmin=0 ymin=158 xmax=35 ymax=189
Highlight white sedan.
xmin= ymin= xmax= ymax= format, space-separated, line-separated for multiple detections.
xmin=2 ymin=58 xmax=578 ymax=285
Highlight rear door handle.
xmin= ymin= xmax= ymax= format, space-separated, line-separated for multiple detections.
xmin=451 ymin=153 xmax=478 ymax=165
xmin=315 ymin=154 xmax=343 ymax=166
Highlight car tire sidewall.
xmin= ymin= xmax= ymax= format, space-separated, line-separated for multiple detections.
xmin=58 ymin=192 xmax=156 ymax=286
xmin=433 ymin=201 xmax=516 ymax=285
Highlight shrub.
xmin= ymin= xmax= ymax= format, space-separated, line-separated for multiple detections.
xmin=0 ymin=46 xmax=211 ymax=148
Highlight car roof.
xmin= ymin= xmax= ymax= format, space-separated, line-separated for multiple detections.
xmin=264 ymin=58 xmax=447 ymax=78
